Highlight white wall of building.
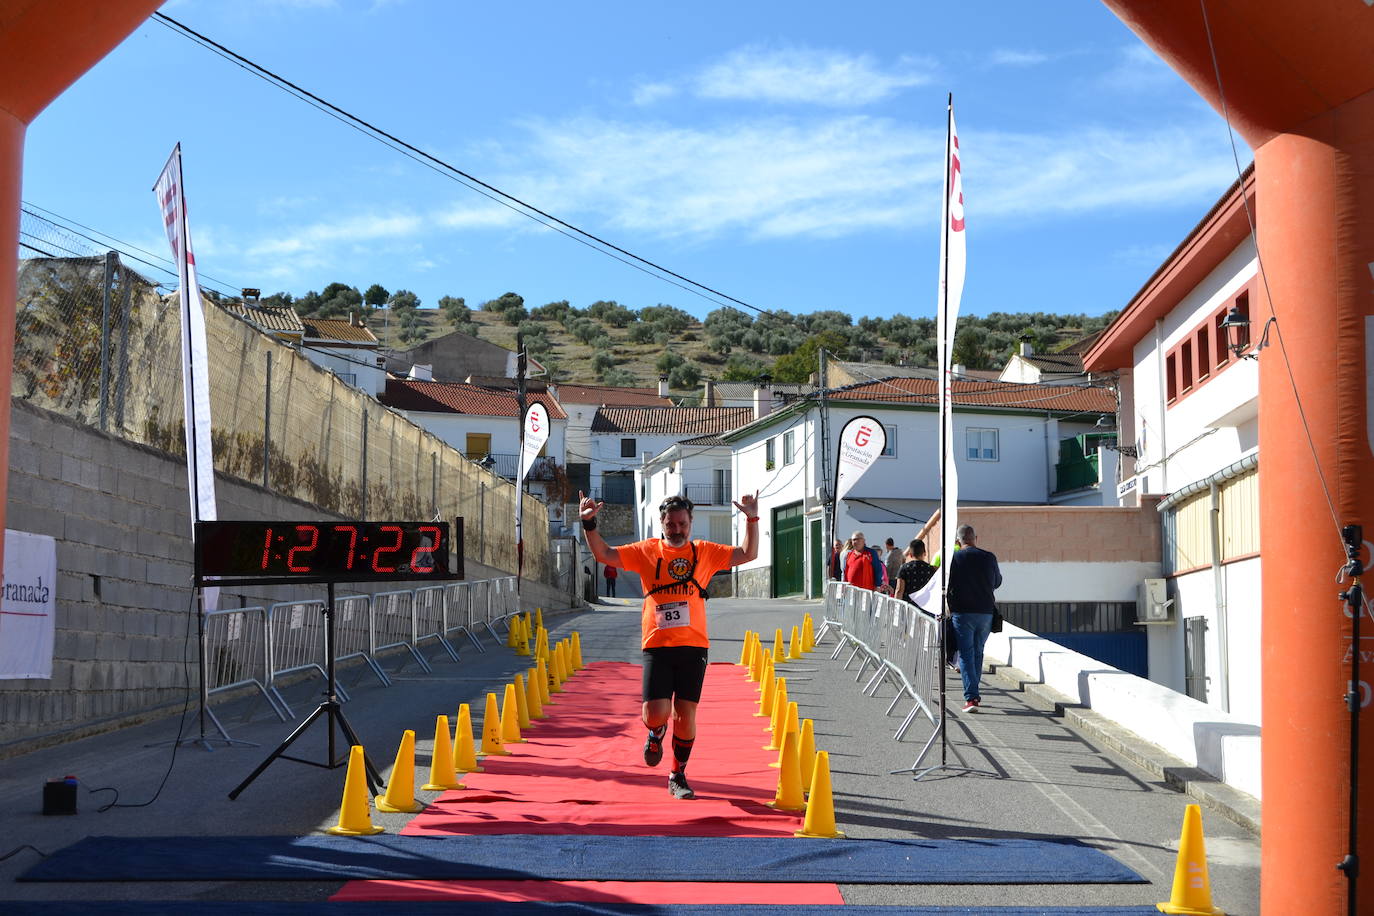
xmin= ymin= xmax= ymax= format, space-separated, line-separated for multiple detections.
xmin=998 ymin=560 xmax=1161 ymax=603
xmin=392 ymin=411 xmax=567 ymax=467
xmin=305 ymin=347 xmax=386 ymax=397
xmin=1129 ymin=241 xmax=1258 ymax=496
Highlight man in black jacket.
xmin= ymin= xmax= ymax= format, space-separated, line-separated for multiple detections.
xmin=946 ymin=524 xmax=1001 ymax=713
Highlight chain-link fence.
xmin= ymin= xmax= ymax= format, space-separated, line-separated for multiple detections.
xmin=15 ymin=209 xmax=550 ymax=583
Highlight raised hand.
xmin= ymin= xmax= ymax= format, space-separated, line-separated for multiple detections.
xmin=578 ymin=490 xmax=604 ymax=520
xmin=732 ymin=490 xmax=759 ymax=517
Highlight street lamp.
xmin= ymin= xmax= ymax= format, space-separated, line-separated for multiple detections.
xmin=1220 ymin=305 xmax=1276 ymax=360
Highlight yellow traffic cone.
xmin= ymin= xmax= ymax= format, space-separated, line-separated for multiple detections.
xmin=537 ymin=626 xmax=549 ymax=660
xmin=1157 ymin=804 xmax=1224 ymax=915
xmin=506 ymin=615 xmax=519 ymax=648
xmin=514 ymin=672 xmax=531 ymax=729
xmin=796 ymin=751 xmax=845 ymax=838
xmin=772 ymin=628 xmax=786 ymax=664
xmin=755 ymin=669 xmax=777 ymax=717
xmin=375 ymin=729 xmax=424 ymax=813
xmin=738 ymin=631 xmax=753 ymax=665
xmin=549 ymin=644 xmax=565 ymax=692
xmin=572 ymin=631 xmax=585 ymax=670
xmin=765 ymin=682 xmax=789 ymax=749
xmin=768 ymin=731 xmax=806 ymax=812
xmin=799 ymin=717 xmax=817 ymax=792
xmin=535 ymin=607 xmax=544 ymax=632
xmin=802 ymin=614 xmax=815 ymax=653
xmin=514 ymin=616 xmax=531 ymax=656
xmin=563 ymin=639 xmax=575 ymax=677
xmin=422 ymin=715 xmax=464 ymax=790
xmin=771 ymin=701 xmax=800 ymax=766
xmin=787 ymin=625 xmax=803 ymax=660
xmin=526 ymin=667 xmax=546 ymax=718
xmin=747 ymin=635 xmax=763 ymax=682
xmin=453 ymin=703 xmax=481 ymax=773
xmin=535 ymin=657 xmax=553 ymax=705
xmin=326 ymin=745 xmax=385 ymax=835
xmin=501 ymin=682 xmax=524 ymax=744
xmin=480 ymin=692 xmax=509 ymax=756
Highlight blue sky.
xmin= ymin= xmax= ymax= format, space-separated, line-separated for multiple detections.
xmin=21 ymin=0 xmax=1250 ymax=323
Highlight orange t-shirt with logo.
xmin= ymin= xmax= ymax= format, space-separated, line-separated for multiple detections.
xmin=615 ymin=538 xmax=736 ymax=649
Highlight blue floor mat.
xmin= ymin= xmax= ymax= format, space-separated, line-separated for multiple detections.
xmin=19 ymin=834 xmax=1144 ymax=885
xmin=0 ymin=905 xmax=1163 ymax=916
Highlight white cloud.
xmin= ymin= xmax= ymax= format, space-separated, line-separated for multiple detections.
xmin=1112 ymin=242 xmax=1175 ymax=265
xmin=247 ymin=212 xmax=422 ymax=258
xmin=632 ymin=82 xmax=678 ymax=106
xmin=433 ymin=201 xmax=521 ymax=230
xmin=1099 ymin=44 xmax=1179 ymax=93
xmin=989 ymin=49 xmax=1049 ymax=67
xmin=693 ymin=46 xmax=934 ymax=106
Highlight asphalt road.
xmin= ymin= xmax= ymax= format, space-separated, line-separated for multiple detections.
xmin=0 ymin=595 xmax=1260 ymax=912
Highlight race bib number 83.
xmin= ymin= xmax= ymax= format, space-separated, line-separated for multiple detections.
xmin=654 ymin=601 xmax=690 ymax=629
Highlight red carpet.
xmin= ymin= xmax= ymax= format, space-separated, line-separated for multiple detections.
xmin=331 ymin=880 xmax=844 ymax=904
xmin=402 ymin=661 xmax=808 ymax=837
xmin=333 ymin=660 xmax=840 ymax=904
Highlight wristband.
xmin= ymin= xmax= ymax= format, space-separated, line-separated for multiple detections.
xmin=745 ymin=516 xmax=759 ymax=522
xmin=581 ymin=516 xmax=597 ymax=531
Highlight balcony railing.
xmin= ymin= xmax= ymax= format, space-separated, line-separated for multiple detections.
xmin=465 ymin=453 xmax=558 ymax=481
xmin=682 ymin=484 xmax=731 ymax=506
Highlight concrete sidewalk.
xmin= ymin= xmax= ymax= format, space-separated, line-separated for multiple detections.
xmin=0 ymin=597 xmax=1260 ymax=912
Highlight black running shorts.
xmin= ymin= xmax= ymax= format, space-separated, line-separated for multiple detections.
xmin=641 ymin=645 xmax=710 ymax=703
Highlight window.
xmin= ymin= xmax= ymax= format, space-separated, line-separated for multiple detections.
xmin=1165 ymin=284 xmax=1252 ymax=407
xmin=1196 ymin=327 xmax=1210 ymax=381
xmin=1214 ymin=311 xmax=1230 ymax=367
xmin=1180 ymin=340 xmax=1194 ymax=393
xmin=966 ymin=428 xmax=998 ymax=461
xmin=620 ymin=438 xmax=636 ymax=458
xmin=880 ymin=424 xmax=897 ymax=458
xmin=1166 ymin=353 xmax=1178 ymax=402
xmin=466 ymin=432 xmax=492 ymax=459
xmin=782 ymin=431 xmax=796 ymax=465
xmin=765 ymin=437 xmax=776 ymax=468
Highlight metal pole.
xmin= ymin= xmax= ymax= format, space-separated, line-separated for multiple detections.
xmin=99 ymin=250 xmax=114 ymax=432
xmin=263 ymin=351 xmax=272 ymax=488
xmin=115 ymin=264 xmax=130 ymax=430
xmin=360 ymin=408 xmax=369 ymax=520
xmin=432 ymin=451 xmax=438 ymax=518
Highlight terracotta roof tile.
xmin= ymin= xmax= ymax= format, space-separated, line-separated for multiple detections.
xmin=592 ymin=406 xmax=755 ymax=435
xmin=227 ymin=302 xmax=304 ymax=333
xmin=303 ymin=317 xmax=378 ymax=345
xmin=381 ymin=379 xmax=567 ymax=419
xmin=827 ymin=376 xmax=1115 ymax=413
xmin=554 ymin=383 xmax=673 ymax=406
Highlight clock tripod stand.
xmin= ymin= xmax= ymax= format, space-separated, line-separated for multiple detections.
xmin=229 ymin=582 xmax=380 ymax=799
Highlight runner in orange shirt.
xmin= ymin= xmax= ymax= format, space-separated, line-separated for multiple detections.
xmin=579 ymin=490 xmax=759 ymax=799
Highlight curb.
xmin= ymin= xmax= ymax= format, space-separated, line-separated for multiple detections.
xmin=988 ymin=662 xmax=1262 ymax=838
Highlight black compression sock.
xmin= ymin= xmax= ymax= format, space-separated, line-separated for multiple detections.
xmin=671 ymin=735 xmax=695 ymax=768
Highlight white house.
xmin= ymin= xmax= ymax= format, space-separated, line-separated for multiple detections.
xmin=1084 ymin=165 xmax=1260 ymax=722
xmin=552 ymin=380 xmax=674 ymax=499
xmin=588 ymin=405 xmax=752 ymax=509
xmin=636 ymin=435 xmax=737 ymax=551
xmin=300 ymin=315 xmax=386 ymax=397
xmin=999 ymin=332 xmax=1098 ymax=385
xmin=379 ymin=378 xmax=569 ymax=511
xmin=716 ymin=376 xmax=1117 ymax=599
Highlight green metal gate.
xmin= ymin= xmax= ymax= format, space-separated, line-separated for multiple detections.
xmin=810 ymin=518 xmax=823 ymax=598
xmin=772 ymin=502 xmax=805 ymax=597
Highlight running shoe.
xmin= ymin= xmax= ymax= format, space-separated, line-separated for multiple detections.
xmin=962 ymin=698 xmax=980 ymax=713
xmin=667 ymin=770 xmax=695 ymax=799
xmin=644 ymin=729 xmax=664 ymax=767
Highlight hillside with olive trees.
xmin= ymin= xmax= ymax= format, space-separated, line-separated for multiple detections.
xmin=266 ymin=283 xmax=1116 ymax=394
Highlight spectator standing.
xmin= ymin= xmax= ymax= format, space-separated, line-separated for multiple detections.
xmin=841 ymin=531 xmax=889 ymax=593
xmin=945 ymin=524 xmax=1002 ymax=713
xmin=603 ymin=563 xmax=618 ymax=597
xmin=892 ymin=539 xmax=936 ymax=604
xmin=828 ymin=538 xmax=843 ymax=580
xmin=883 ymin=537 xmax=903 ymax=586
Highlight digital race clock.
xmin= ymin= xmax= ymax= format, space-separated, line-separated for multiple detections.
xmin=194 ymin=520 xmax=460 ymax=584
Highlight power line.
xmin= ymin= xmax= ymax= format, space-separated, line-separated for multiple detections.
xmin=151 ymin=11 xmax=778 ymax=321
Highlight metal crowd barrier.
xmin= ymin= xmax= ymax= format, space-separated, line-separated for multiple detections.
xmin=267 ymin=599 xmax=348 ymax=718
xmin=204 ymin=606 xmax=287 ymax=722
xmin=414 ymin=584 xmax=462 ymax=665
xmin=821 ymin=581 xmax=944 ymax=743
xmin=442 ymin=581 xmax=485 ymax=652
xmin=335 ymin=593 xmax=391 ymax=687
xmin=371 ymin=588 xmax=432 ymax=675
xmin=208 ymin=575 xmax=529 ymax=720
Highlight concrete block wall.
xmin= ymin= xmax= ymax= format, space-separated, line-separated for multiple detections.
xmin=1 ymin=400 xmax=576 ymax=753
